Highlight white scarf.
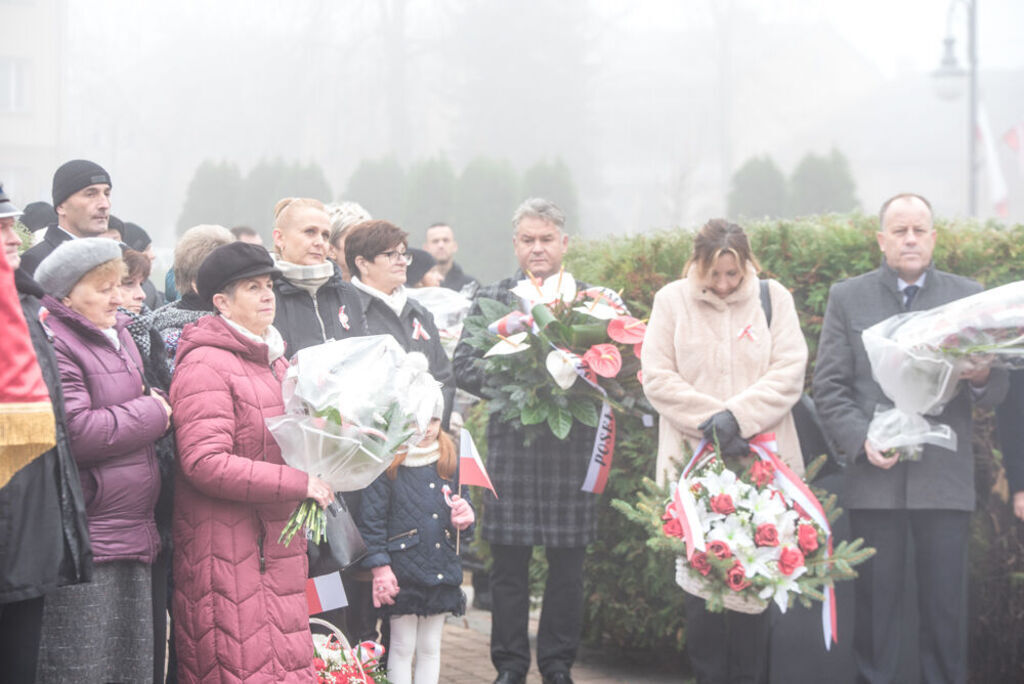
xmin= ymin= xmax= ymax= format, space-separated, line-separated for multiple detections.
xmin=275 ymin=258 xmax=333 ymax=296
xmin=221 ymin=316 xmax=286 ymax=364
xmin=351 ymin=276 xmax=407 ymax=317
xmin=403 ymin=440 xmax=440 ymax=467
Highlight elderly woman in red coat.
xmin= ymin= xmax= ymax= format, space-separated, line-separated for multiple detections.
xmin=170 ymin=242 xmax=333 ymax=682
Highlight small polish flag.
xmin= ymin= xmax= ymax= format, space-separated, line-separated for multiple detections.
xmin=306 ymin=572 xmax=348 ymax=615
xmin=458 ymin=428 xmax=498 ymax=498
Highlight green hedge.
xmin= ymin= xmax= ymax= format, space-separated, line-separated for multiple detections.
xmin=558 ymin=214 xmax=1024 ymax=679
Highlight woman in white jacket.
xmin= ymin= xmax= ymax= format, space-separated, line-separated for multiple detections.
xmin=641 ymin=218 xmax=808 ymax=683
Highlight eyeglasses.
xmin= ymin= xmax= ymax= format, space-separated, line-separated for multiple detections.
xmin=379 ymin=249 xmax=413 ymax=265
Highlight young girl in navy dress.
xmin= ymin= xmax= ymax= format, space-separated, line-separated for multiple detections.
xmin=358 ymin=406 xmax=474 ymax=684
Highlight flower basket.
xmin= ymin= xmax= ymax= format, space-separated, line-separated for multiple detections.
xmin=613 ymin=436 xmax=875 ymax=648
xmin=675 ymin=556 xmax=768 ymax=614
xmin=310 ymin=617 xmax=389 ymax=683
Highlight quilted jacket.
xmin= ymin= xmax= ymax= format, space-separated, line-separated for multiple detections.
xmin=452 ymin=272 xmax=600 ymax=547
xmin=358 ymin=459 xmax=472 ymax=613
xmin=170 ymin=315 xmax=314 ymax=683
xmin=42 ymin=295 xmax=165 ymax=564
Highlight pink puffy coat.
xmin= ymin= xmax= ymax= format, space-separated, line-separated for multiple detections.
xmin=170 ymin=315 xmax=313 ymax=683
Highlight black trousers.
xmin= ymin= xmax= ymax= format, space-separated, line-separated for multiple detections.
xmin=0 ymin=595 xmax=44 ymax=683
xmin=683 ymin=592 xmax=771 ymax=684
xmin=489 ymin=544 xmax=585 ymax=677
xmin=849 ymin=509 xmax=970 ymax=684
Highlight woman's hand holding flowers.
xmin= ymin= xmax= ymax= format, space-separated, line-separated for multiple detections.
xmin=699 ymin=410 xmax=748 ymax=457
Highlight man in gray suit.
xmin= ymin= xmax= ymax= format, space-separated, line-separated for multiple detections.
xmin=813 ymin=193 xmax=1006 ymax=684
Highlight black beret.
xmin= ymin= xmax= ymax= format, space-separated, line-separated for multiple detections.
xmin=196 ymin=242 xmax=280 ymax=308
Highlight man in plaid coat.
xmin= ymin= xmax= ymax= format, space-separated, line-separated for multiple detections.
xmin=453 ymin=198 xmax=596 ymax=684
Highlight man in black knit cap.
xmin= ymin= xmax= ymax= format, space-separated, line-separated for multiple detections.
xmin=20 ymin=160 xmax=112 ymax=275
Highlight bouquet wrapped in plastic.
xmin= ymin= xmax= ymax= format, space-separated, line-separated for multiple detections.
xmin=862 ymin=281 xmax=1024 ymax=458
xmin=406 ymin=286 xmax=472 ymax=358
xmin=267 ymin=335 xmax=441 ymax=545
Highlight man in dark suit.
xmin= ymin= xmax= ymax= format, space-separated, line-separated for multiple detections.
xmin=813 ymin=193 xmax=1007 ymax=684
xmin=20 ymin=160 xmax=112 ymax=275
xmin=453 ymin=198 xmax=593 ymax=684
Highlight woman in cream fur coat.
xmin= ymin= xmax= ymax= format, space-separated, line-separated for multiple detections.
xmin=641 ymin=218 xmax=808 ymax=684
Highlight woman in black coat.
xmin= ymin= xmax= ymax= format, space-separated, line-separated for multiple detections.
xmin=345 ymin=220 xmax=455 ymax=427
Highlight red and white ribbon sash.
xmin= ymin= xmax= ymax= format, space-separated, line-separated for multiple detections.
xmin=747 ymin=433 xmax=837 ymax=648
xmin=488 ymin=310 xmax=534 ymax=337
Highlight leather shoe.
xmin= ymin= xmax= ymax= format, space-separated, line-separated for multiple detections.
xmin=543 ymin=673 xmax=574 ymax=684
xmin=494 ymin=671 xmax=526 ymax=684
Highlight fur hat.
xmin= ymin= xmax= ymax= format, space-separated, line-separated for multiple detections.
xmin=35 ymin=238 xmax=122 ymax=298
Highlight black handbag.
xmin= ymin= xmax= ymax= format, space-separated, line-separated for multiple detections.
xmin=307 ymin=493 xmax=368 ymax=577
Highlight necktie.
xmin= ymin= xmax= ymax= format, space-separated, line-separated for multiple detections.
xmin=903 ymin=284 xmax=920 ymax=310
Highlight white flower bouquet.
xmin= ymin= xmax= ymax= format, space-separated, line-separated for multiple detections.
xmin=267 ymin=335 xmax=441 ymax=545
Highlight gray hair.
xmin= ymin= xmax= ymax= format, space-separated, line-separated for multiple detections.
xmin=512 ymin=197 xmax=565 ymax=234
xmin=174 ymin=224 xmax=234 ymax=294
xmin=325 ymin=201 xmax=372 ymax=248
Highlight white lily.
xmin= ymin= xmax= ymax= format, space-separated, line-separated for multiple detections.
xmin=484 ymin=332 xmax=530 ymax=357
xmin=510 ymin=269 xmax=577 ymax=308
xmin=545 ymin=349 xmax=580 ymax=389
xmin=736 ymin=545 xmax=779 ymax=579
xmin=758 ymin=566 xmax=807 ymax=613
xmin=707 ymin=513 xmax=754 ymax=552
xmin=745 ymin=488 xmax=789 ymax=527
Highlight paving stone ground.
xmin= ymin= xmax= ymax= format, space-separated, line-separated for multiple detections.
xmin=438 ymin=587 xmax=685 ymax=683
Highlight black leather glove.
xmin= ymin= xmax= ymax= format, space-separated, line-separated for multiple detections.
xmin=698 ymin=410 xmax=741 ymax=445
xmin=718 ymin=433 xmax=750 ymax=458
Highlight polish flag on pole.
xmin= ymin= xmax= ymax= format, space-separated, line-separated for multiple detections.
xmin=1006 ymin=122 xmax=1024 ymax=176
xmin=306 ymin=573 xmax=348 ymax=615
xmin=978 ymin=102 xmax=1009 ymax=217
xmin=458 ymin=428 xmax=498 ymax=498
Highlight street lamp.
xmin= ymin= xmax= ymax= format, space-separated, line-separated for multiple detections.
xmin=932 ymin=0 xmax=978 ymax=216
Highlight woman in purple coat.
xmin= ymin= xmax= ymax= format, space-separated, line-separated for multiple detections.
xmin=33 ymin=238 xmax=172 ymax=683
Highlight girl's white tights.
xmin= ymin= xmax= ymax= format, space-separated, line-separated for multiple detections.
xmin=386 ymin=613 xmax=446 ymax=684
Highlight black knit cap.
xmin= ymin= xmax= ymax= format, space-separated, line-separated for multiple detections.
xmin=121 ymin=222 xmax=151 ymax=251
xmin=21 ymin=201 xmax=57 ymax=230
xmin=107 ymin=215 xmax=125 ymax=239
xmin=51 ymin=159 xmax=111 ymax=208
xmin=405 ymin=247 xmax=436 ymax=286
xmin=196 ymin=242 xmax=280 ymax=308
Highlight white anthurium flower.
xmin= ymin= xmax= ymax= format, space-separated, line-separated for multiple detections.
xmin=572 ymin=302 xmax=622 ymax=320
xmin=545 ymin=349 xmax=580 ymax=390
xmin=484 ymin=332 xmax=530 ymax=357
xmin=510 ymin=271 xmax=577 ymax=308
xmin=758 ymin=566 xmax=807 ymax=613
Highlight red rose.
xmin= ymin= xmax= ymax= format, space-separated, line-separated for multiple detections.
xmin=708 ymin=540 xmax=732 ymax=560
xmin=662 ymin=517 xmax=684 ymax=539
xmin=690 ymin=551 xmax=712 ymax=576
xmin=750 ymin=460 xmax=775 ymax=487
xmin=314 ymin=657 xmax=326 ymax=670
xmin=710 ymin=493 xmax=736 ymax=515
xmin=798 ymin=524 xmax=819 ymax=554
xmin=778 ymin=547 xmax=805 ymax=576
xmin=754 ymin=523 xmax=779 ymax=547
xmin=690 ymin=482 xmax=703 ymax=496
xmin=726 ymin=561 xmax=751 ymax=591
